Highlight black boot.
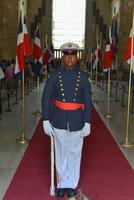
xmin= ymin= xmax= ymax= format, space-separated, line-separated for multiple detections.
xmin=67 ymin=188 xmax=76 ymax=198
xmin=55 ymin=188 xmax=66 ymax=197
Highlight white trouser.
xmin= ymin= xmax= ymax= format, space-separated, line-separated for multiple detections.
xmin=53 ymin=127 xmax=83 ymax=189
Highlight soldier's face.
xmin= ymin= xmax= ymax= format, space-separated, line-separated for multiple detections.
xmin=63 ymin=54 xmax=77 ymax=67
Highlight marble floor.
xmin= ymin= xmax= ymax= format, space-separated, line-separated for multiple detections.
xmin=0 ymin=80 xmax=134 ymax=200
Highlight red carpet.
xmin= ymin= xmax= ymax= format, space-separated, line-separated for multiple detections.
xmin=3 ymin=108 xmax=134 ymax=200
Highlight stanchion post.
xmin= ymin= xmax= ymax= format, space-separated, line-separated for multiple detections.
xmin=122 ymin=9 xmax=134 ymax=148
xmin=106 ymin=69 xmax=112 ymax=118
xmin=16 ymin=70 xmax=29 ymax=144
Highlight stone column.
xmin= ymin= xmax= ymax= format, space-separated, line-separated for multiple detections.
xmin=2 ymin=0 xmax=18 ymax=59
xmin=0 ymin=1 xmax=3 ymax=59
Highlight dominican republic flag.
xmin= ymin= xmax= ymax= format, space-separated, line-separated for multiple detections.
xmin=23 ymin=15 xmax=31 ymax=57
xmin=15 ymin=14 xmax=25 ymax=74
xmin=49 ymin=43 xmax=54 ymax=62
xmin=125 ymin=28 xmax=134 ymax=73
xmin=111 ymin=20 xmax=118 ymax=59
xmin=43 ymin=43 xmax=50 ymax=65
xmin=33 ymin=26 xmax=42 ymax=75
xmin=103 ymin=27 xmax=113 ymax=69
xmin=93 ymin=41 xmax=102 ymax=69
xmin=90 ymin=45 xmax=95 ymax=67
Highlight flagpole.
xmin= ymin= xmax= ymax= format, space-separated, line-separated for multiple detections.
xmin=93 ymin=35 xmax=99 ymax=104
xmin=33 ymin=76 xmax=41 ymax=116
xmin=16 ymin=2 xmax=28 ymax=144
xmin=93 ymin=61 xmax=98 ymax=103
xmin=44 ymin=34 xmax=48 ymax=81
xmin=122 ymin=9 xmax=134 ymax=148
xmin=17 ymin=70 xmax=28 ymax=144
xmin=106 ymin=68 xmax=112 ymax=118
xmin=90 ymin=45 xmax=93 ymax=81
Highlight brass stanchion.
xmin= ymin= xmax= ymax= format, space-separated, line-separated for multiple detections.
xmin=122 ymin=9 xmax=134 ymax=148
xmin=17 ymin=70 xmax=29 ymax=144
xmin=33 ymin=76 xmax=41 ymax=116
xmin=106 ymin=69 xmax=112 ymax=118
xmin=122 ymin=71 xmax=133 ymax=148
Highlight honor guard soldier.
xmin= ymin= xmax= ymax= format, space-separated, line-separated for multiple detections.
xmin=42 ymin=42 xmax=92 ymax=198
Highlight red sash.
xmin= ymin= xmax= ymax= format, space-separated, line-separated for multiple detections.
xmin=54 ymin=99 xmax=84 ymax=110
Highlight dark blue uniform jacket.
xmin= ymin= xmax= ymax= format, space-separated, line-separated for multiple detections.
xmin=42 ymin=65 xmax=92 ymax=131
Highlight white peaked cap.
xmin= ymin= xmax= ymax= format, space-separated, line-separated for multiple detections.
xmin=60 ymin=42 xmax=80 ymax=53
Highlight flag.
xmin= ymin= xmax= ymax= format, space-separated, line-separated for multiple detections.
xmin=90 ymin=45 xmax=95 ymax=66
xmin=33 ymin=26 xmax=42 ymax=61
xmin=23 ymin=15 xmax=31 ymax=56
xmin=97 ymin=43 xmax=102 ymax=62
xmin=103 ymin=27 xmax=113 ymax=69
xmin=93 ymin=48 xmax=98 ymax=69
xmin=93 ymin=39 xmax=102 ymax=69
xmin=33 ymin=26 xmax=42 ymax=75
xmin=125 ymin=28 xmax=134 ymax=73
xmin=48 ymin=43 xmax=55 ymax=69
xmin=15 ymin=14 xmax=25 ymax=74
xmin=43 ymin=44 xmax=50 ymax=65
xmin=49 ymin=43 xmax=54 ymax=61
xmin=111 ymin=20 xmax=118 ymax=60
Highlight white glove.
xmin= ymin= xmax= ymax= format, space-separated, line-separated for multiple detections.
xmin=81 ymin=123 xmax=91 ymax=137
xmin=43 ymin=120 xmax=54 ymax=137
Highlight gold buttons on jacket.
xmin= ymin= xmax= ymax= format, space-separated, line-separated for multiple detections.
xmin=72 ymin=71 xmax=81 ymax=101
xmin=58 ymin=72 xmax=66 ymax=102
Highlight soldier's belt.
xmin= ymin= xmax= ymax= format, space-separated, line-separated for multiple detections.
xmin=54 ymin=99 xmax=84 ymax=110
